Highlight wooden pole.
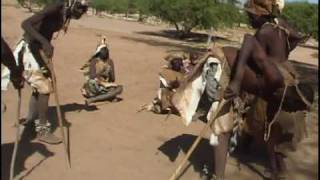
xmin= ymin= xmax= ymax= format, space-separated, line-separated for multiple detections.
xmin=9 ymin=89 xmax=22 ymax=180
xmin=169 ymin=99 xmax=228 ymax=180
xmin=41 ymin=51 xmax=71 ymax=168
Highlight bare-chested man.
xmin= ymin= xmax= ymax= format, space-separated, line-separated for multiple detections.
xmin=210 ymin=1 xmax=312 ymax=179
xmin=16 ymin=0 xmax=88 ymax=144
xmin=223 ymin=1 xmax=310 ymax=104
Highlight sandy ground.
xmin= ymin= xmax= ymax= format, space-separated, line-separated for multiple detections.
xmin=1 ymin=2 xmax=318 ymax=180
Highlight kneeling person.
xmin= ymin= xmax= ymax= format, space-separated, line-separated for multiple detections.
xmin=148 ymin=53 xmax=185 ymax=114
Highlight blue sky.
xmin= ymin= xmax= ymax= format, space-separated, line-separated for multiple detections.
xmin=286 ymin=0 xmax=318 ymax=3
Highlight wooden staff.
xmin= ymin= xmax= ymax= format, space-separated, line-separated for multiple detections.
xmin=169 ymin=98 xmax=229 ymax=180
xmin=10 ymin=89 xmax=22 ymax=180
xmin=40 ymin=51 xmax=71 ymax=168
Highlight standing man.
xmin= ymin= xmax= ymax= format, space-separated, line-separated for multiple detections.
xmin=16 ymin=0 xmax=88 ymax=144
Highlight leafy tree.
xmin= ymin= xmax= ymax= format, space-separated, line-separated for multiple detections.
xmin=91 ymin=0 xmax=135 ymax=15
xmin=283 ymin=2 xmax=318 ymax=40
xmin=91 ymin=0 xmax=110 ymax=14
xmin=148 ymin=0 xmax=243 ymax=38
xmin=17 ymin=0 xmax=61 ymax=12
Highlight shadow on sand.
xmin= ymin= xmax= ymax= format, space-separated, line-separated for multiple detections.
xmin=158 ymin=134 xmax=286 ymax=180
xmin=1 ymin=139 xmax=54 ymax=180
xmin=10 ymin=103 xmax=98 ymax=174
xmin=158 ymin=134 xmax=213 ymax=179
xmin=135 ymin=30 xmax=235 ymax=44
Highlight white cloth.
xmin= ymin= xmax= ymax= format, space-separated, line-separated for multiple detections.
xmin=1 ymin=64 xmax=11 ymax=91
xmin=94 ymin=44 xmax=108 ymax=55
xmin=172 ymin=56 xmax=223 ymax=126
xmin=210 ymin=133 xmax=219 ymax=146
xmin=202 ymin=57 xmax=222 ymax=84
xmin=1 ymin=39 xmax=40 ymax=91
xmin=276 ymin=0 xmax=285 ymax=12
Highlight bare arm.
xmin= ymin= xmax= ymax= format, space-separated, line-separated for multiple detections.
xmin=21 ymin=3 xmax=64 ymax=57
xmin=1 ymin=37 xmax=18 ymax=72
xmin=89 ymin=58 xmax=97 ymax=79
xmin=108 ymin=59 xmax=115 ymax=82
xmin=1 ymin=37 xmax=24 ymax=89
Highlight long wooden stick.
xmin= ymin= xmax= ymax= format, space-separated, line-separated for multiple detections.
xmin=10 ymin=89 xmax=22 ymax=180
xmin=41 ymin=51 xmax=71 ymax=168
xmin=50 ymin=60 xmax=71 ymax=168
xmin=169 ymin=98 xmax=229 ymax=180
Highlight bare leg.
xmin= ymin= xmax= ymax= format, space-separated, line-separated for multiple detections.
xmin=266 ymin=141 xmax=278 ymax=180
xmin=37 ymin=94 xmax=49 ymax=125
xmin=33 ymin=93 xmax=61 ymax=144
xmin=276 ymin=153 xmax=287 ymax=178
xmin=213 ymin=132 xmax=231 ymax=179
xmin=25 ymin=92 xmax=39 ymax=122
xmin=86 ymin=85 xmax=122 ymax=104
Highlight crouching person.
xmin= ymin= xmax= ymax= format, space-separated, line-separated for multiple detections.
xmin=147 ymin=53 xmax=185 ymax=114
xmin=81 ymin=37 xmax=123 ymax=105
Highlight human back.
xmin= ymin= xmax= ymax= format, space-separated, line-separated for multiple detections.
xmin=22 ymin=2 xmax=65 ymax=44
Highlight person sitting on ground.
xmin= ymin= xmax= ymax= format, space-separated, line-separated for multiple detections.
xmin=81 ymin=36 xmax=123 ymax=105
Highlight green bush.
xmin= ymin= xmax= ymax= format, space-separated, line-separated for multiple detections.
xmin=17 ymin=0 xmax=61 ymax=12
xmin=283 ymin=2 xmax=318 ymax=40
xmin=90 ymin=0 xmax=109 ymax=12
xmin=91 ymin=0 xmax=135 ymax=14
xmin=148 ymin=0 xmax=243 ymax=37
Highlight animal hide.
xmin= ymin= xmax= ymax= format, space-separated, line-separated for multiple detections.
xmin=172 ymin=48 xmax=231 ymax=128
xmin=244 ymin=96 xmax=309 ymax=154
xmin=2 ymin=39 xmax=53 ymax=93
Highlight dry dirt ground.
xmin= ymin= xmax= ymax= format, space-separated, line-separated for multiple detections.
xmin=1 ymin=2 xmax=318 ymax=180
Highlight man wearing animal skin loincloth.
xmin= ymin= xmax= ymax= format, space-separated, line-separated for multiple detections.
xmin=7 ymin=0 xmax=89 ymax=144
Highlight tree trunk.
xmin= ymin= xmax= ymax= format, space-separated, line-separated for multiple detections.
xmin=138 ymin=11 xmax=144 ymax=22
xmin=180 ymin=25 xmax=192 ymax=39
xmin=173 ymin=22 xmax=180 ymax=32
